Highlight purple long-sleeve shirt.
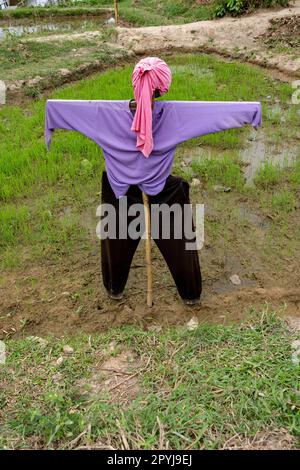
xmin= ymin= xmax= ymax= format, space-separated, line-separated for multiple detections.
xmin=45 ymin=100 xmax=262 ymax=198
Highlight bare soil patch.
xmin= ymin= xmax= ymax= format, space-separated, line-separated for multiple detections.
xmin=77 ymin=348 xmax=145 ymax=404
xmin=223 ymin=428 xmax=296 ymax=450
xmin=1 ymin=190 xmax=299 ymax=340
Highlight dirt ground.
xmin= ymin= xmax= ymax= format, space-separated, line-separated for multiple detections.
xmin=1 ymin=186 xmax=299 ymax=340
xmin=4 ymin=1 xmax=300 ymax=102
xmin=116 ymin=2 xmax=300 ymax=78
xmin=1 ymin=4 xmax=300 ymax=340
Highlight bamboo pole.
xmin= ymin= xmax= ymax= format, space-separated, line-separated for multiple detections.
xmin=114 ymin=0 xmax=119 ymax=24
xmin=142 ymin=192 xmax=153 ymax=308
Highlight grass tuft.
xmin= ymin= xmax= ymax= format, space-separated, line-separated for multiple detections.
xmin=0 ymin=311 xmax=299 ymax=449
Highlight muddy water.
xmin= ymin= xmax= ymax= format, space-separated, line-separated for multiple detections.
xmin=0 ymin=17 xmax=105 ymax=41
xmin=0 ymin=22 xmax=69 ymax=40
xmin=181 ymin=129 xmax=297 ymax=183
xmin=241 ymin=128 xmax=297 ymax=182
xmin=8 ymin=0 xmax=57 ymax=5
xmin=27 ymin=0 xmax=57 ymax=5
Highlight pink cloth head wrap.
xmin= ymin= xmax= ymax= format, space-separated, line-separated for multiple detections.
xmin=131 ymin=57 xmax=172 ymax=157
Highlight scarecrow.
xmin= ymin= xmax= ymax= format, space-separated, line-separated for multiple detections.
xmin=45 ymin=57 xmax=262 ymax=306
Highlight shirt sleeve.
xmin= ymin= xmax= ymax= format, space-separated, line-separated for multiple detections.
xmin=45 ymin=100 xmax=122 ymax=151
xmin=171 ymin=101 xmax=262 ymax=145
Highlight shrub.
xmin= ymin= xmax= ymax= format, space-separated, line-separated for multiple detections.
xmin=214 ymin=0 xmax=290 ymax=18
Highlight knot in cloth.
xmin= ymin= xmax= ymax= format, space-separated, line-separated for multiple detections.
xmin=131 ymin=57 xmax=172 ymax=157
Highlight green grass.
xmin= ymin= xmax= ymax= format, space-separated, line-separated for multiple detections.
xmin=0 ymin=29 xmax=119 ymax=82
xmin=0 ymin=6 xmax=112 ymax=20
xmin=0 ymin=311 xmax=299 ymax=449
xmin=190 ymin=152 xmax=244 ymax=189
xmin=0 ymin=0 xmax=286 ymax=24
xmin=254 ymin=162 xmax=283 ymax=189
xmin=0 ymin=0 xmax=213 ymax=25
xmin=0 ymin=17 xmax=116 ymax=42
xmin=77 ymin=0 xmax=215 ymax=25
xmin=271 ymin=190 xmax=296 ymax=212
xmin=289 ymin=157 xmax=300 ymax=186
xmin=0 ymin=54 xmax=299 ymax=263
xmin=0 ymin=53 xmax=299 ymax=450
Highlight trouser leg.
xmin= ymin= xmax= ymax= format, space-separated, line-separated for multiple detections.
xmin=101 ymin=172 xmax=141 ymax=296
xmin=100 ymin=172 xmax=202 ymax=301
xmin=150 ymin=175 xmax=202 ymax=301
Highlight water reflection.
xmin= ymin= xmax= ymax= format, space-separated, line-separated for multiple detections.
xmin=5 ymin=0 xmax=58 ymax=6
xmin=0 ymin=22 xmax=71 ymax=40
xmin=0 ymin=21 xmax=70 ymax=40
xmin=27 ymin=0 xmax=58 ymax=6
xmin=179 ymin=128 xmax=297 ymax=184
xmin=241 ymin=128 xmax=297 ymax=182
xmin=0 ymin=17 xmax=105 ymax=41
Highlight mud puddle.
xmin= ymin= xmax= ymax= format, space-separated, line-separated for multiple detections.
xmin=179 ymin=128 xmax=298 ymax=184
xmin=1 ymin=204 xmax=299 ymax=341
xmin=0 ymin=17 xmax=107 ymax=41
xmin=242 ymin=128 xmax=298 ymax=182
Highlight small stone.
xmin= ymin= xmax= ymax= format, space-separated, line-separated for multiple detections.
xmin=56 ymin=356 xmax=64 ymax=366
xmin=63 ymin=345 xmax=74 ymax=355
xmin=59 ymin=68 xmax=71 ymax=77
xmin=191 ymin=178 xmax=201 ymax=187
xmin=229 ymin=274 xmax=241 ymax=285
xmin=213 ymin=185 xmax=231 ymax=193
xmin=27 ymin=76 xmax=43 ymax=87
xmin=106 ymin=17 xmax=116 ymax=25
xmin=53 ymin=372 xmax=62 ymax=384
xmin=76 ymin=305 xmax=83 ymax=315
xmin=186 ymin=316 xmax=199 ymax=331
xmin=291 ymin=340 xmax=300 ymax=366
xmin=81 ymin=159 xmax=92 ymax=168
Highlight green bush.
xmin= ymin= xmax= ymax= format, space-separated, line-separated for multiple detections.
xmin=214 ymin=0 xmax=290 ymax=18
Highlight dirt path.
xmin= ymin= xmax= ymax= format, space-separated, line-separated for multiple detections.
xmin=5 ymin=4 xmax=299 ymax=102
xmin=116 ymin=2 xmax=300 ymax=78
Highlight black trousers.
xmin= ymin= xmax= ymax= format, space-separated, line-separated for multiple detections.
xmin=101 ymin=172 xmax=202 ymax=300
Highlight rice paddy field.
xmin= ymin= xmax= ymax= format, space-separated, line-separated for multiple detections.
xmin=0 ymin=53 xmax=300 ymax=449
